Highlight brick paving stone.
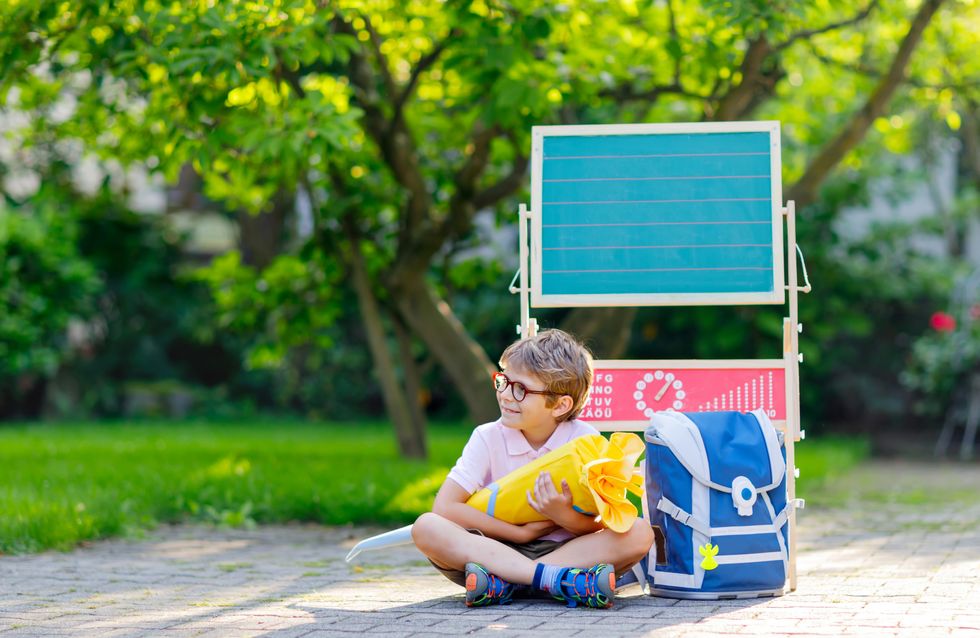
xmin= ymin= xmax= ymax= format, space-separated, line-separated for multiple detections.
xmin=465 ymin=629 xmax=543 ymax=637
xmin=951 ymin=616 xmax=980 ymax=629
xmin=302 ymin=631 xmax=419 ymax=638
xmin=1 ymin=461 xmax=978 ymax=637
xmin=266 ymin=632 xmax=317 ymax=638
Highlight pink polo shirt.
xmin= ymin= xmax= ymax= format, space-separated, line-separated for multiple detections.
xmin=447 ymin=418 xmax=600 ymax=542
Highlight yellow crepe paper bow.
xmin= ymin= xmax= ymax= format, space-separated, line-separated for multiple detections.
xmin=466 ymin=432 xmax=645 ymax=533
xmin=582 ymin=432 xmax=645 ymax=532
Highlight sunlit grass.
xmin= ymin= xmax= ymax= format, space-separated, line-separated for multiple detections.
xmin=794 ymin=435 xmax=871 ymax=497
xmin=0 ymin=419 xmax=468 ymax=554
xmin=0 ymin=420 xmax=868 ymax=554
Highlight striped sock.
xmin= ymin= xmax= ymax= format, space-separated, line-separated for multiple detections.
xmin=532 ymin=563 xmax=565 ymax=594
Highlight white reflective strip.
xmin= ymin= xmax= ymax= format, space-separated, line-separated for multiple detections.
xmin=668 ymin=412 xmax=711 ymax=483
xmin=753 ymin=408 xmax=786 ymax=487
xmin=652 ymin=568 xmax=699 ymax=589
xmin=649 ymin=412 xmax=713 ymax=487
xmin=761 ymin=491 xmax=789 ymax=574
xmin=646 ymin=412 xmax=712 ymax=592
xmin=772 ymin=506 xmax=789 ymax=529
xmin=692 ymin=479 xmax=710 ymax=589
xmin=711 ymin=524 xmax=779 ymax=536
xmin=631 ymin=562 xmax=649 ymax=595
xmin=714 ymin=551 xmax=785 ymax=565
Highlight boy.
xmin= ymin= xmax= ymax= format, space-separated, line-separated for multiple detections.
xmin=412 ymin=329 xmax=654 ymax=608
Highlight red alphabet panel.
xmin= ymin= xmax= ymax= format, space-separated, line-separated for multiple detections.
xmin=582 ymin=364 xmax=787 ymax=423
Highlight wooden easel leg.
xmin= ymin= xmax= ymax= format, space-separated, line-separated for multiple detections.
xmin=783 ymin=200 xmax=802 ymax=593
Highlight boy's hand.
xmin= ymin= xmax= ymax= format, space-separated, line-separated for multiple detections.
xmin=526 ymin=471 xmax=575 ymax=523
xmin=513 ymin=520 xmax=558 ymax=543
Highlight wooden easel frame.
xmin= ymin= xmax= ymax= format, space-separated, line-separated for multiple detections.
xmin=512 ymin=189 xmax=809 ymax=591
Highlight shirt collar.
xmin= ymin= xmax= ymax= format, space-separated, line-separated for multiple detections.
xmin=502 ymin=420 xmax=571 ymax=456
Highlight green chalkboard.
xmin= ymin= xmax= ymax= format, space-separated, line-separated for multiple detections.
xmin=530 ymin=122 xmax=785 ymax=307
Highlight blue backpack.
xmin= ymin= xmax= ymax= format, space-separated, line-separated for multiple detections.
xmin=639 ymin=410 xmax=791 ymax=599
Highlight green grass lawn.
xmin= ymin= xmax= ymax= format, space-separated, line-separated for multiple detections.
xmin=0 ymin=420 xmax=868 ymax=554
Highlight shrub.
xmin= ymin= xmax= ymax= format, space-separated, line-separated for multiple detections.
xmin=0 ymin=201 xmax=100 ymax=416
xmin=902 ymin=281 xmax=980 ymax=419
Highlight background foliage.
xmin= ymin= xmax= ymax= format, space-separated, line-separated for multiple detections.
xmin=0 ymin=0 xmax=977 ymax=455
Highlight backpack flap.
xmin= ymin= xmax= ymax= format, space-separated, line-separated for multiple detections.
xmin=647 ymin=409 xmax=785 ymax=495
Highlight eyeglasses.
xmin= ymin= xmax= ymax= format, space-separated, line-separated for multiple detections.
xmin=492 ymin=372 xmax=560 ymax=402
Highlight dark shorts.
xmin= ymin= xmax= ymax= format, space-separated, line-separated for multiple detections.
xmin=430 ymin=529 xmax=567 ymax=587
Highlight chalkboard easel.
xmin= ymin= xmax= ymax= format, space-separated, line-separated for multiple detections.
xmin=511 ymin=121 xmax=811 ymax=593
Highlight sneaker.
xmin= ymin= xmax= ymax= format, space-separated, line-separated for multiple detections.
xmin=552 ymin=564 xmax=616 ymax=608
xmin=464 ymin=562 xmax=516 ymax=607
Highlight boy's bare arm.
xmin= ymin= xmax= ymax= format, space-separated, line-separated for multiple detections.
xmin=431 ymin=479 xmax=558 ymax=544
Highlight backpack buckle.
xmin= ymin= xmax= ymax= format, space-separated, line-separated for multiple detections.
xmin=731 ymin=476 xmax=757 ymax=516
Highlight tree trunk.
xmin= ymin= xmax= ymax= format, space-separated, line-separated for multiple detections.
xmin=559 ymin=307 xmax=638 ymax=359
xmin=345 ymin=227 xmax=427 ymax=459
xmin=393 ymin=316 xmax=428 ymax=455
xmin=960 ymin=99 xmax=980 ymax=191
xmin=238 ymin=190 xmax=292 ymax=269
xmin=0 ymin=374 xmax=47 ymax=419
xmin=393 ymin=275 xmax=500 ymax=424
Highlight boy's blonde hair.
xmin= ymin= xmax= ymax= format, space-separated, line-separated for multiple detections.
xmin=498 ymin=329 xmax=594 ymax=422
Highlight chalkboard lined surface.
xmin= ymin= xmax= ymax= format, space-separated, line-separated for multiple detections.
xmin=531 ymin=125 xmax=784 ymax=306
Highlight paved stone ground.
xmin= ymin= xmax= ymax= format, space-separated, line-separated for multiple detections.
xmin=2 ymin=461 xmax=979 ymax=638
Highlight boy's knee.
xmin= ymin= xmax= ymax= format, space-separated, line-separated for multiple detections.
xmin=411 ymin=512 xmax=444 ymax=551
xmin=624 ymin=520 xmax=656 ymax=559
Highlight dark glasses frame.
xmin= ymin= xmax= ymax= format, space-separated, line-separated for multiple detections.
xmin=492 ymin=372 xmax=561 ymax=402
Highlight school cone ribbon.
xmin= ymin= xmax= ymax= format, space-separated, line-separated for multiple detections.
xmin=466 ymin=432 xmax=645 ymax=533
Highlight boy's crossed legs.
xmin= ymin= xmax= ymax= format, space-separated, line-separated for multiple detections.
xmin=412 ymin=512 xmax=654 ymax=607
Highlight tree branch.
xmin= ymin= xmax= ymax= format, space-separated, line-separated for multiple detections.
xmin=453 ymin=123 xmax=499 ymax=196
xmin=392 ymin=121 xmax=500 ymax=280
xmin=773 ymin=1 xmax=879 ymax=54
xmin=805 ymin=40 xmax=977 ymax=92
xmin=360 ymin=14 xmax=398 ymax=108
xmin=787 ymin=0 xmax=947 ymax=208
xmin=473 ymin=153 xmax=529 ymax=210
xmin=393 ymin=28 xmax=459 ymax=120
xmin=598 ymin=82 xmax=708 ymax=104
xmin=389 ymin=127 xmax=529 ymax=289
xmin=711 ymin=36 xmax=779 ymax=121
xmin=274 ymin=57 xmax=307 ymax=100
xmin=666 ymin=0 xmax=681 ymax=86
xmin=442 ymin=122 xmax=498 ymax=236
xmin=333 ymin=16 xmax=432 ymax=240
